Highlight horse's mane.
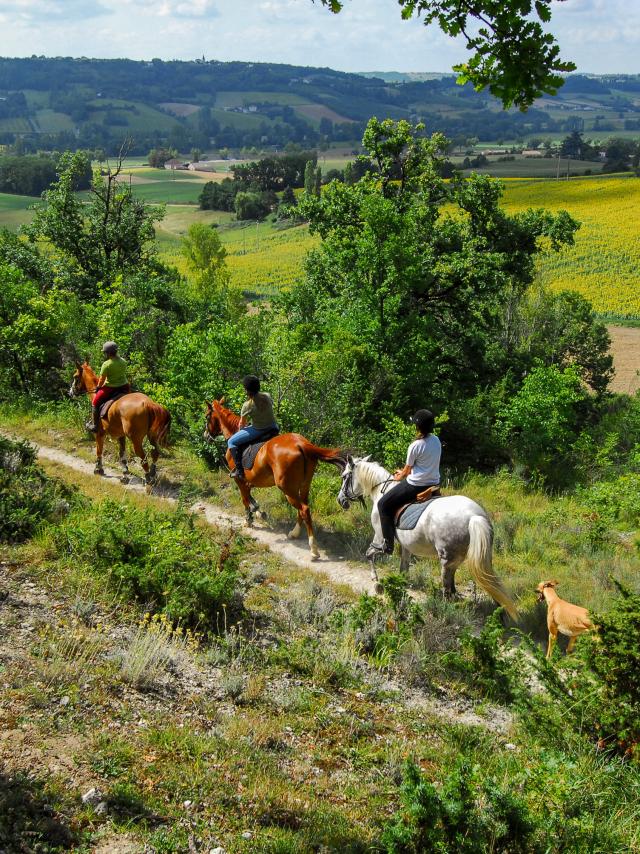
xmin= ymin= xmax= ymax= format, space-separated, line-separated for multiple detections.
xmin=356 ymin=459 xmax=391 ymax=492
xmin=215 ymin=401 xmax=242 ymax=432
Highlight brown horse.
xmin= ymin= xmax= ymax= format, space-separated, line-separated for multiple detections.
xmin=69 ymin=362 xmax=171 ymax=485
xmin=204 ymin=398 xmax=344 ymax=559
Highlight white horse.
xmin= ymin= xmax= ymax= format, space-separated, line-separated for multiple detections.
xmin=337 ymin=455 xmax=518 ymax=619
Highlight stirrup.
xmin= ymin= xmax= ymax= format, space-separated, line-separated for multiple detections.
xmin=86 ymin=421 xmax=99 ymax=433
xmin=366 ymin=542 xmax=392 ymax=560
xmin=230 ymin=469 xmax=245 ymax=480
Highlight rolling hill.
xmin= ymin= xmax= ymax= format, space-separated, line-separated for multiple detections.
xmin=1 ymin=57 xmax=639 ymax=156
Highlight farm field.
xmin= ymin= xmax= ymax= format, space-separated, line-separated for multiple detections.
xmin=463 ymin=156 xmax=598 ymax=178
xmin=501 ymin=175 xmax=640 ymax=318
xmin=0 ymin=172 xmax=638 ymax=318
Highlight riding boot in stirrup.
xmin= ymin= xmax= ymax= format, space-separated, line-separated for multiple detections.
xmin=229 ymin=446 xmax=245 ymax=480
xmin=86 ymin=405 xmax=100 ymax=433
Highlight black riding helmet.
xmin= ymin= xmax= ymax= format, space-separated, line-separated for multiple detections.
xmin=411 ymin=409 xmax=435 ymax=435
xmin=102 ymin=341 xmax=118 ymax=357
xmin=242 ymin=375 xmax=261 ymax=395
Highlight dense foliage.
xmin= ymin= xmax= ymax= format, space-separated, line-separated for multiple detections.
xmin=0 ymin=436 xmax=75 ymax=543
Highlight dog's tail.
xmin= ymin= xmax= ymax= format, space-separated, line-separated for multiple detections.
xmin=467 ymin=515 xmax=518 ymax=620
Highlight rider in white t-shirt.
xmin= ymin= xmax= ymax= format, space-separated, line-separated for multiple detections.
xmin=366 ymin=409 xmax=441 ymax=558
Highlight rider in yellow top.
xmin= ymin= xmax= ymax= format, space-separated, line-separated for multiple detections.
xmin=86 ymin=341 xmax=130 ymax=433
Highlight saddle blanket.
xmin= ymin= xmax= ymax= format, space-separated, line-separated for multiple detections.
xmin=241 ymin=429 xmax=279 ymax=471
xmin=396 ymin=496 xmax=441 ymax=531
xmin=99 ymin=389 xmax=131 ymax=419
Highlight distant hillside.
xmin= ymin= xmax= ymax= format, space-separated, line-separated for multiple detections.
xmin=0 ymin=57 xmax=639 ymax=155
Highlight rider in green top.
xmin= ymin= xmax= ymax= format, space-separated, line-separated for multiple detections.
xmin=86 ymin=341 xmax=131 ymax=433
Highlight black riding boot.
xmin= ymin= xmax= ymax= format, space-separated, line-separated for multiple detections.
xmin=366 ymin=514 xmax=395 ymax=559
xmin=86 ymin=405 xmax=100 ymax=434
xmin=229 ymin=446 xmax=245 ymax=480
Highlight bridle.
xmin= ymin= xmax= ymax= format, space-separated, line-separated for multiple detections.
xmin=340 ymin=465 xmax=393 ymax=507
xmin=70 ymin=368 xmax=98 ymax=397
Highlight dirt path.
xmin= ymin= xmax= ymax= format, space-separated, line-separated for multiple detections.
xmin=24 ymin=438 xmax=379 ymax=597
xmin=608 ymin=325 xmax=640 ymax=395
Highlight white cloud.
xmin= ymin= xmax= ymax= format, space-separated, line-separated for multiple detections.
xmin=0 ymin=0 xmax=109 ymax=20
xmin=0 ymin=0 xmax=636 ymax=74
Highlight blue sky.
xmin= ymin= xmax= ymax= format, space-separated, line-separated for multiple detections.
xmin=0 ymin=0 xmax=637 ymax=75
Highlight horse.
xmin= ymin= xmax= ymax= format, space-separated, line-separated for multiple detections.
xmin=204 ymin=398 xmax=345 ymax=559
xmin=337 ymin=455 xmax=518 ymax=619
xmin=69 ymin=361 xmax=171 ymax=485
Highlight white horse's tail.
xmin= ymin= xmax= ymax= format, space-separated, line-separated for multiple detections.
xmin=467 ymin=515 xmax=518 ymax=621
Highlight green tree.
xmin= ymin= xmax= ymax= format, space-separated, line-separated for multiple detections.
xmin=318 ymin=0 xmax=575 ymax=109
xmin=280 ymin=118 xmax=578 ymax=442
xmin=234 ymin=191 xmax=269 ymax=221
xmin=497 ymin=363 xmax=589 ymax=483
xmin=181 ymin=222 xmax=235 ymax=308
xmin=304 ymin=159 xmax=316 ymax=195
xmin=25 ymin=151 xmax=165 ymax=297
xmin=0 ymin=263 xmax=91 ymax=397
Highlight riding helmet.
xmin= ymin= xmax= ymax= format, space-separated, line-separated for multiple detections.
xmin=102 ymin=341 xmax=118 ymax=357
xmin=411 ymin=409 xmax=435 ymax=435
xmin=242 ymin=375 xmax=261 ymax=395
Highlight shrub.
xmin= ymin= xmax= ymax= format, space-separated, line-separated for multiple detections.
xmin=50 ymin=500 xmax=241 ymax=632
xmin=380 ymin=759 xmax=535 ymax=853
xmin=0 ymin=436 xmax=75 ymax=543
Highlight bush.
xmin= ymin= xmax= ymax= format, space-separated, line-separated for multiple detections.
xmin=49 ymin=500 xmax=241 ymax=631
xmin=0 ymin=436 xmax=75 ymax=543
xmin=380 ymin=759 xmax=535 ymax=853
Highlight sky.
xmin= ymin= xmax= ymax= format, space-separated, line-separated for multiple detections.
xmin=0 ymin=0 xmax=637 ymax=75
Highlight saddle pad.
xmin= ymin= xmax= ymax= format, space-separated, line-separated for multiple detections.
xmin=396 ymin=496 xmax=440 ymax=531
xmin=99 ymin=389 xmax=130 ymax=419
xmin=241 ymin=429 xmax=279 ymax=471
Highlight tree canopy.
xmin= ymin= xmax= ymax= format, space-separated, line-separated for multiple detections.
xmin=317 ymin=0 xmax=576 ymax=109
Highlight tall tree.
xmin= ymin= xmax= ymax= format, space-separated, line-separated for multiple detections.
xmin=273 ymin=118 xmax=579 ymax=438
xmin=316 ymin=0 xmax=575 ymax=109
xmin=25 ymin=150 xmax=165 ymax=296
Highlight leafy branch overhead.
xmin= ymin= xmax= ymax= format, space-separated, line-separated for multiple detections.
xmin=317 ymin=0 xmax=576 ymax=109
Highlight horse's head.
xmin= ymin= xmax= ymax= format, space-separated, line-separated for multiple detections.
xmin=69 ymin=361 xmax=90 ymax=398
xmin=203 ymin=398 xmax=225 ymax=442
xmin=337 ymin=454 xmax=370 ymax=510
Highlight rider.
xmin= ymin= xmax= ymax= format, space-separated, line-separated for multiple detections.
xmin=86 ymin=341 xmax=131 ymax=433
xmin=366 ymin=408 xmax=441 ymax=558
xmin=227 ymin=375 xmax=279 ymax=480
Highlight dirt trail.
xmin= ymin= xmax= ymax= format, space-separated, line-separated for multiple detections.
xmin=608 ymin=325 xmax=640 ymax=396
xmin=24 ymin=438 xmax=379 ymax=596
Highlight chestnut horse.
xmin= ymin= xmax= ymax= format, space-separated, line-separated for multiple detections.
xmin=204 ymin=398 xmax=344 ymax=559
xmin=69 ymin=362 xmax=171 ymax=485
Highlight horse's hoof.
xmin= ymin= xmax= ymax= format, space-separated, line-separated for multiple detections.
xmin=120 ymin=476 xmax=130 ymax=485
xmin=375 ymin=582 xmax=384 ymax=595
xmin=94 ymin=468 xmax=104 ymax=476
xmin=310 ymin=551 xmax=320 ymax=562
xmin=145 ymin=484 xmax=153 ymax=495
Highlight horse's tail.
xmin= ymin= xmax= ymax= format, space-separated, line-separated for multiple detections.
xmin=298 ymin=439 xmax=346 ymax=472
xmin=148 ymin=403 xmax=171 ymax=448
xmin=467 ymin=515 xmax=518 ymax=621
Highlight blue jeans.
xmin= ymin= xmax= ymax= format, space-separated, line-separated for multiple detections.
xmin=227 ymin=425 xmax=276 ymax=451
xmin=227 ymin=425 xmax=278 ymax=473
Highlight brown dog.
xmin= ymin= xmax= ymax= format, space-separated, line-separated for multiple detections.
xmin=537 ymin=581 xmax=593 ymax=659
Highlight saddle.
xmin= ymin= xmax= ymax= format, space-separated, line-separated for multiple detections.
xmin=99 ymin=388 xmax=131 ymax=419
xmin=394 ymin=486 xmax=442 ymax=531
xmin=240 ymin=428 xmax=280 ymax=471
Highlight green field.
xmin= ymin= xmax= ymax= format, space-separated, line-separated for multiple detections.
xmin=464 ymin=156 xmax=599 ymax=178
xmin=33 ymin=109 xmax=74 ymax=133
xmin=1 ymin=172 xmax=638 ymax=319
xmin=86 ymin=99 xmax=180 ymax=133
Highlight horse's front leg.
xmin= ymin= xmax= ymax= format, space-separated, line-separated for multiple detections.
xmin=368 ymin=558 xmax=383 ymax=595
xmin=118 ymin=436 xmax=130 ymax=483
xmin=94 ymin=433 xmax=105 ymax=475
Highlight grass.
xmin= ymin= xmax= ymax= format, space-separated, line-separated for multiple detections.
xmin=1 ymin=422 xmax=640 ymax=851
